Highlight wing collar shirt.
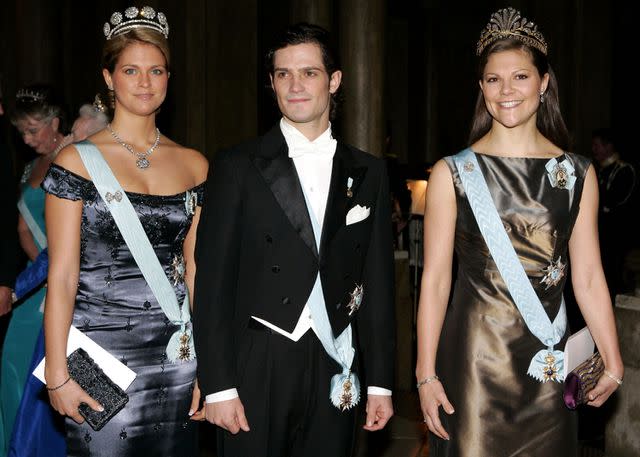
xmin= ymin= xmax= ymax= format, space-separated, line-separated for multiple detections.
xmin=206 ymin=118 xmax=390 ymax=403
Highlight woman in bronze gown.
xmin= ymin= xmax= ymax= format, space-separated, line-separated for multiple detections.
xmin=42 ymin=6 xmax=208 ymax=456
xmin=416 ymin=7 xmax=624 ymax=456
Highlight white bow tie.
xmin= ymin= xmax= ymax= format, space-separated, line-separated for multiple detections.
xmin=288 ymin=137 xmax=337 ymax=159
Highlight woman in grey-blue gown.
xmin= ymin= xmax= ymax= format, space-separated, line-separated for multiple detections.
xmin=41 ymin=6 xmax=209 ymax=456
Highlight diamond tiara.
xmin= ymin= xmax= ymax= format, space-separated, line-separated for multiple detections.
xmin=103 ymin=6 xmax=169 ymax=40
xmin=16 ymin=88 xmax=46 ymax=103
xmin=476 ymin=7 xmax=547 ymax=56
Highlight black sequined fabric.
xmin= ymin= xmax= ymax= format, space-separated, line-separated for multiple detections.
xmin=42 ymin=164 xmax=203 ymax=457
xmin=67 ymin=348 xmax=129 ymax=431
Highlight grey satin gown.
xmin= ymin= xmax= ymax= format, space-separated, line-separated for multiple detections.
xmin=42 ymin=163 xmax=201 ymax=457
xmin=431 ymin=152 xmax=592 ymax=457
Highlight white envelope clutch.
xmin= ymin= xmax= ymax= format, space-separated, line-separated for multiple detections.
xmin=346 ymin=205 xmax=370 ymax=225
xmin=564 ymin=326 xmax=596 ymax=373
xmin=33 ymin=325 xmax=136 ymax=391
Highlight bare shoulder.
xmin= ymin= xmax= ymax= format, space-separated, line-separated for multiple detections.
xmin=425 ymin=159 xmax=456 ymax=204
xmin=187 ymin=148 xmax=209 ymax=183
xmin=163 ymin=138 xmax=209 ymax=182
xmin=430 ymin=159 xmax=454 ymax=184
xmin=53 ymin=144 xmax=90 ymax=180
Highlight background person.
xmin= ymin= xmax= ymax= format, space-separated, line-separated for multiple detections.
xmin=0 ymin=84 xmax=68 ymax=455
xmin=6 ymin=92 xmax=111 ymax=457
xmin=591 ymin=127 xmax=638 ymax=299
xmin=70 ymin=95 xmax=110 ymax=143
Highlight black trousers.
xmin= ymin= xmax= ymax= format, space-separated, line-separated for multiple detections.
xmin=218 ymin=323 xmax=357 ymax=457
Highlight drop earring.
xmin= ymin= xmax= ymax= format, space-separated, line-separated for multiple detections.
xmin=108 ymin=88 xmax=115 ymax=110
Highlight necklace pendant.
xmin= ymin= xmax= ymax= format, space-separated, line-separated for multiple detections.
xmin=136 ymin=157 xmax=150 ymax=169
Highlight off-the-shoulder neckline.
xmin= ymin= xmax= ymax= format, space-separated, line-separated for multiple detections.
xmin=49 ymin=163 xmax=205 ymax=198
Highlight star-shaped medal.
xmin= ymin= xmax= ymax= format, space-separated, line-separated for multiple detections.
xmin=171 ymin=254 xmax=186 ymax=286
xmin=347 ymin=284 xmax=364 ymax=316
xmin=540 ymin=256 xmax=566 ymax=289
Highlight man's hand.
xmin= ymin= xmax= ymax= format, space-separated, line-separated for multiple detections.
xmin=0 ymin=286 xmax=12 ymax=317
xmin=363 ymin=394 xmax=393 ymax=431
xmin=205 ymin=397 xmax=250 ymax=434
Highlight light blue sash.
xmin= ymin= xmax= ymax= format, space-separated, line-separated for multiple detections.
xmin=76 ymin=141 xmax=194 ymax=363
xmin=453 ymin=149 xmax=566 ymax=382
xmin=299 ymin=183 xmax=360 ymax=410
xmin=17 ymin=196 xmax=47 ymax=251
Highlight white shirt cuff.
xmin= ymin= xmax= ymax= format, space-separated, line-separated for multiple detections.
xmin=205 ymin=386 xmax=389 ymax=402
xmin=368 ymin=386 xmax=392 ymax=396
xmin=205 ymin=388 xmax=239 ymax=403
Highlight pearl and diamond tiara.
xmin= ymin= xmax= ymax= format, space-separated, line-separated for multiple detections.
xmin=103 ymin=6 xmax=169 ymax=40
xmin=476 ymin=7 xmax=547 ymax=56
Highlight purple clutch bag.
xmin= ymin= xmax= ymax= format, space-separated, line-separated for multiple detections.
xmin=563 ymin=352 xmax=604 ymax=409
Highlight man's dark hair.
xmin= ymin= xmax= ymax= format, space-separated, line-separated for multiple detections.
xmin=265 ymin=22 xmax=342 ymax=119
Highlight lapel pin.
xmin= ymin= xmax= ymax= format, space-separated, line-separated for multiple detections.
xmin=347 ymin=177 xmax=353 ymax=198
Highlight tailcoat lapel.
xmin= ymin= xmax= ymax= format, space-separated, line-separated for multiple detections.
xmin=320 ymin=144 xmax=367 ymax=258
xmin=251 ymin=126 xmax=318 ymax=258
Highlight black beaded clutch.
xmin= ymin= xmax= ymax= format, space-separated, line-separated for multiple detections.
xmin=67 ymin=348 xmax=129 ymax=431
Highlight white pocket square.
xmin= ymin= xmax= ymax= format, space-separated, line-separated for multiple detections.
xmin=346 ymin=204 xmax=370 ymax=225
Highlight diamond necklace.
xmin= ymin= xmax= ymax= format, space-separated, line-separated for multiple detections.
xmin=107 ymin=123 xmax=161 ymax=169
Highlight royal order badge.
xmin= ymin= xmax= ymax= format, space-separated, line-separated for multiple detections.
xmin=339 ymin=375 xmax=355 ymax=410
xmin=545 ymin=157 xmax=576 ymax=190
xmin=347 ymin=284 xmax=364 ymax=316
xmin=541 ymin=256 xmax=566 ymax=289
xmin=171 ymin=254 xmax=186 ymax=286
xmin=178 ymin=332 xmax=192 ymax=361
xmin=542 ymin=352 xmax=559 ymax=381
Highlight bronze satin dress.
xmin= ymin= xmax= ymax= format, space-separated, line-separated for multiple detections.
xmin=432 ymin=152 xmax=591 ymax=457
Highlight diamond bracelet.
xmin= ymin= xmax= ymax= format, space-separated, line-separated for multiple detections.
xmin=416 ymin=375 xmax=440 ymax=389
xmin=604 ymin=370 xmax=623 ymax=386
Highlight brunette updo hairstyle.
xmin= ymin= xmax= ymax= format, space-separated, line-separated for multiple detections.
xmin=102 ymin=28 xmax=170 ymax=74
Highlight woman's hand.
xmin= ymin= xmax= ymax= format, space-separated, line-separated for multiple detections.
xmin=418 ymin=379 xmax=455 ymax=440
xmin=586 ymin=370 xmax=623 ymax=407
xmin=188 ymin=379 xmax=205 ymax=421
xmin=47 ymin=377 xmax=103 ymax=423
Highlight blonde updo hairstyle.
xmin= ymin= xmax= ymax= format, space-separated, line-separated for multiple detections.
xmin=102 ymin=28 xmax=170 ymax=74
xmin=101 ymin=28 xmax=170 ymax=109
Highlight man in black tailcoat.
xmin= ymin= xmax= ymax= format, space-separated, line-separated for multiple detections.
xmin=193 ymin=23 xmax=395 ymax=457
